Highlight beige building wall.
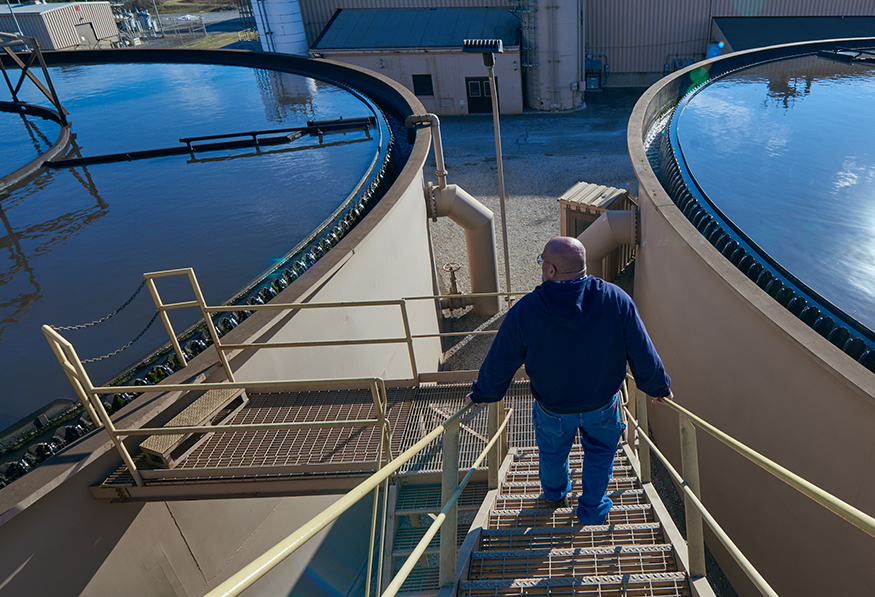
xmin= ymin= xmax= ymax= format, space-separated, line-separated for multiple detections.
xmin=629 ymin=43 xmax=875 ymax=597
xmin=314 ymin=49 xmax=524 ymax=115
xmin=587 ymin=0 xmax=875 ymax=85
xmin=300 ymin=0 xmax=873 ymax=90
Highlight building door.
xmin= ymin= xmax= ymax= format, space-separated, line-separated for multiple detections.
xmin=465 ymin=77 xmax=498 ymax=114
xmin=74 ymin=23 xmax=98 ymax=48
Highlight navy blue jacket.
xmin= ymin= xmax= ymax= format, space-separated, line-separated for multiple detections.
xmin=471 ymin=276 xmax=671 ymax=413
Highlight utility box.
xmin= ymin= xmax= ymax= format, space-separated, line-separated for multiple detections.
xmin=585 ymin=59 xmax=603 ymax=90
xmin=559 ymin=182 xmax=637 ymax=280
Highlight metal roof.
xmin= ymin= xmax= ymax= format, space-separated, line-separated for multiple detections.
xmin=714 ymin=16 xmax=875 ymax=52
xmin=312 ymin=7 xmax=520 ymax=50
xmin=0 ymin=2 xmax=107 ymax=15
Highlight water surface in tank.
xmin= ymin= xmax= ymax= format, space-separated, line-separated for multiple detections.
xmin=0 ymin=62 xmax=385 ymax=430
xmin=674 ymin=55 xmax=875 ymax=334
xmin=0 ymin=110 xmax=59 ymax=172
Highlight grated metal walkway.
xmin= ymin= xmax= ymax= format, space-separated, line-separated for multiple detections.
xmin=93 ymin=380 xmax=533 ymax=500
xmin=94 ymin=377 xmax=699 ymax=596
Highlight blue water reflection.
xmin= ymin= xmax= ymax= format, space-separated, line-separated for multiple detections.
xmin=677 ymin=55 xmax=875 ymax=331
xmin=0 ymin=62 xmax=380 ymax=429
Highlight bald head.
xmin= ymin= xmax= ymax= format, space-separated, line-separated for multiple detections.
xmin=541 ymin=236 xmax=587 ymax=281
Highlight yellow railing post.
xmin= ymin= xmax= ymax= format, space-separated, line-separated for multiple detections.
xmin=144 ymin=276 xmax=188 ymax=369
xmin=186 ymin=268 xmax=235 ymax=382
xmin=487 ymin=401 xmax=500 ymax=490
xmin=635 ymin=389 xmax=651 ymax=484
xmin=41 ymin=325 xmax=144 ymax=485
xmin=439 ymin=415 xmax=460 ymax=588
xmin=42 ymin=325 xmax=104 ymax=430
xmin=680 ymin=414 xmax=705 ymax=578
xmin=398 ymin=299 xmax=419 ymax=379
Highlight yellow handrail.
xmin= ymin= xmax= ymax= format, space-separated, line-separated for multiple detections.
xmin=626 ymin=402 xmax=779 ymax=597
xmin=204 ymin=403 xmax=477 ymax=597
xmin=663 ymin=398 xmax=875 ymax=539
xmin=628 ymin=392 xmax=875 ymax=597
xmin=382 ymin=405 xmax=513 ymax=597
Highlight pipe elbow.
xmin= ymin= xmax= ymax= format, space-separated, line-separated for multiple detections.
xmin=577 ymin=208 xmax=638 ymax=277
xmin=434 ymin=185 xmax=494 ymax=228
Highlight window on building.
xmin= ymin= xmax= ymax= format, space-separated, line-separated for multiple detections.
xmin=412 ymin=74 xmax=434 ymax=97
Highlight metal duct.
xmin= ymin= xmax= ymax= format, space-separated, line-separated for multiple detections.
xmin=577 ymin=208 xmax=637 ymax=279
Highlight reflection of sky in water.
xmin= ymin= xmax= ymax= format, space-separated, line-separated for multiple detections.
xmin=677 ymin=56 xmax=875 ymax=329
xmin=0 ymin=63 xmax=380 ymax=428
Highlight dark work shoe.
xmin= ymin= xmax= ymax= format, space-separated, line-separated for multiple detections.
xmin=543 ymin=494 xmax=568 ymax=508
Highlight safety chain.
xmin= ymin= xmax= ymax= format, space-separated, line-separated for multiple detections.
xmin=79 ymin=311 xmax=160 ymax=364
xmin=52 ymin=279 xmax=148 ymax=331
xmin=50 ymin=279 xmax=161 ymax=363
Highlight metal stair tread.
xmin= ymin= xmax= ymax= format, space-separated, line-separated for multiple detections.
xmin=495 ymin=488 xmax=646 ymax=501
xmin=491 ymin=502 xmax=652 ymax=515
xmin=482 ymin=521 xmax=663 ymax=536
xmin=395 ymin=482 xmax=488 ymax=514
xmin=459 ymin=571 xmax=690 ymax=592
xmin=472 ymin=543 xmax=674 ymax=560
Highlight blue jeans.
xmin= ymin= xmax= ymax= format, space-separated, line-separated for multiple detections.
xmin=532 ymin=393 xmax=626 ymax=525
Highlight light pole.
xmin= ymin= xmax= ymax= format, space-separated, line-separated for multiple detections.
xmin=4 ymin=0 xmax=24 ymax=39
xmin=463 ymin=38 xmax=512 ymax=297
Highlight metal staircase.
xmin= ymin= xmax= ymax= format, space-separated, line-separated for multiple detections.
xmin=391 ymin=443 xmax=697 ymax=596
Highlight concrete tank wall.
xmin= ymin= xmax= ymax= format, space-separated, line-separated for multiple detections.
xmin=0 ymin=51 xmax=438 ymax=597
xmin=629 ymin=40 xmax=875 ymax=597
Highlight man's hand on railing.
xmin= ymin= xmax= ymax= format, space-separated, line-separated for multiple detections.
xmin=651 ymin=390 xmax=674 ymax=405
xmin=464 ymin=392 xmax=483 ymax=409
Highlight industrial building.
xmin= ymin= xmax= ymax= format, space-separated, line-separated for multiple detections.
xmin=0 ymin=2 xmax=118 ymax=50
xmin=246 ymin=0 xmax=875 ymax=113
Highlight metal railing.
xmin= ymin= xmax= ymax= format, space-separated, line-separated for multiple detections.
xmin=140 ymin=267 xmax=523 ymax=384
xmin=42 ymin=324 xmax=392 ymax=488
xmin=42 ymin=266 xmax=515 ymax=486
xmin=204 ymin=402 xmax=513 ymax=597
xmin=627 ymin=381 xmax=875 ymax=597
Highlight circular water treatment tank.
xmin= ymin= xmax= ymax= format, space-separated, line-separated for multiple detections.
xmin=652 ymin=46 xmax=875 ymax=363
xmin=0 ymin=51 xmax=411 ymax=431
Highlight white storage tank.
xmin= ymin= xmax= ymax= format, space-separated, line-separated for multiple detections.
xmin=528 ymin=0 xmax=584 ymax=110
xmin=252 ymin=0 xmax=308 ymax=54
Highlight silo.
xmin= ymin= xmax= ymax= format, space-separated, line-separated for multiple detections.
xmin=252 ymin=0 xmax=308 ymax=54
xmin=524 ymin=0 xmax=584 ymax=110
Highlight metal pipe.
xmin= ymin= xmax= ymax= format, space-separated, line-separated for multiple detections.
xmin=405 ymin=114 xmax=501 ymax=316
xmin=577 ymin=207 xmax=637 ymax=278
xmin=434 ymin=184 xmax=500 ymax=316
